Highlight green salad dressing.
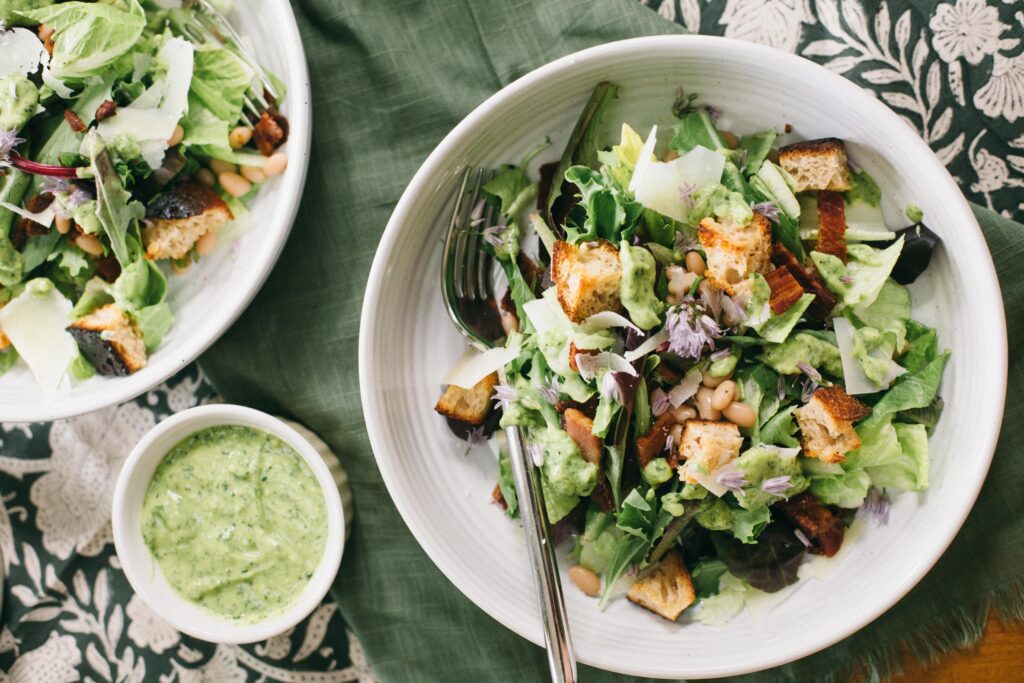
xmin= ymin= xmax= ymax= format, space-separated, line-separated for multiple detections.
xmin=140 ymin=425 xmax=327 ymax=623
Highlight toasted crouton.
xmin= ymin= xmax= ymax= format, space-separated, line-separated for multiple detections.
xmin=778 ymin=138 xmax=851 ymax=192
xmin=698 ymin=213 xmax=772 ymax=294
xmin=564 ymin=408 xmax=614 ymax=511
xmin=551 ymin=240 xmax=622 ymax=322
xmin=434 ymin=372 xmax=498 ymax=425
xmin=678 ymin=420 xmax=743 ymax=480
xmin=143 ymin=183 xmax=233 ymax=260
xmin=67 ymin=304 xmax=146 ymax=376
xmin=627 ymin=551 xmax=696 ymax=621
xmin=795 ymin=385 xmax=872 ymax=464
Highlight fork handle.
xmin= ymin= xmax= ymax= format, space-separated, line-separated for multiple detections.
xmin=505 ymin=426 xmax=577 ymax=683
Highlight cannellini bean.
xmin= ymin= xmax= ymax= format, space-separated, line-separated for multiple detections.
xmin=54 ymin=215 xmax=71 ymax=234
xmin=240 ymin=165 xmax=267 ymax=184
xmin=74 ymin=233 xmax=103 ymax=256
xmin=695 ymin=386 xmax=722 ymax=420
xmin=166 ymin=124 xmax=185 ymax=147
xmin=669 ymin=423 xmax=684 ymax=447
xmin=711 ymin=380 xmax=737 ymax=411
xmin=228 ymin=126 xmax=253 ymax=149
xmin=685 ymin=251 xmax=707 ymax=276
xmin=195 ymin=167 xmax=217 ymax=187
xmin=209 ymin=158 xmax=237 ymax=175
xmin=668 ymin=271 xmax=698 ymax=297
xmin=670 ymin=405 xmax=696 ymax=424
xmin=218 ymin=171 xmax=252 ymax=198
xmin=195 ymin=230 xmax=217 ymax=256
xmin=702 ymin=372 xmax=728 ymax=388
xmin=665 ymin=264 xmax=686 ymax=281
xmin=723 ymin=401 xmax=757 ymax=428
xmin=569 ymin=565 xmax=600 ymax=597
xmin=263 ymin=152 xmax=288 ymax=176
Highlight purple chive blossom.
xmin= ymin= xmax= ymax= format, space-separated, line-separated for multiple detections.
xmin=797 ymin=361 xmax=823 ymax=385
xmin=761 ymin=475 xmax=792 ymax=498
xmin=527 ymin=441 xmax=544 ymax=467
xmin=861 ymin=488 xmax=891 ymax=525
xmin=599 ymin=372 xmax=621 ymax=402
xmin=716 ymin=469 xmax=748 ymax=495
xmin=751 ymin=201 xmax=781 ymax=223
xmin=469 ymin=199 xmax=486 ymax=226
xmin=482 ymin=223 xmax=506 ymax=248
xmin=0 ymin=130 xmax=24 ymax=165
xmin=492 ymin=383 xmax=519 ymax=407
xmin=465 ymin=425 xmax=488 ymax=448
xmin=737 ymin=148 xmax=749 ymax=172
xmin=665 ymin=299 xmax=723 ymax=360
xmin=800 ymin=377 xmax=818 ymax=403
xmin=539 ymin=377 xmax=560 ymax=405
xmin=840 ymin=275 xmax=855 ymax=285
xmin=678 ymin=182 xmax=696 ymax=208
xmin=664 ymin=433 xmax=675 ymax=454
xmin=794 ymin=528 xmax=812 ymax=548
xmin=650 ymin=387 xmax=670 ymax=417
xmin=710 ymin=347 xmax=731 ymax=362
xmin=40 ymin=177 xmax=72 ymax=195
xmin=777 ymin=374 xmax=787 ymax=401
xmin=701 ymin=103 xmax=721 ymax=122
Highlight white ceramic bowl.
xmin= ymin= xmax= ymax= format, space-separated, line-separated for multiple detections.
xmin=0 ymin=0 xmax=311 ymax=423
xmin=112 ymin=405 xmax=344 ymax=644
xmin=359 ymin=35 xmax=1007 ymax=678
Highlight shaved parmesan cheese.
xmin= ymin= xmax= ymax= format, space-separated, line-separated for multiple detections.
xmin=97 ymin=37 xmax=194 ymax=169
xmin=442 ymin=343 xmax=521 ymax=389
xmin=580 ymin=311 xmax=640 ymax=333
xmin=522 ymin=289 xmax=567 ymax=336
xmin=629 ymin=126 xmax=726 ymax=222
xmin=668 ymin=367 xmax=701 ymax=406
xmin=0 ymin=282 xmax=77 ymax=397
xmin=623 ymin=328 xmax=668 ymax=362
xmin=0 ymin=200 xmax=55 ymax=228
xmin=0 ymin=28 xmax=46 ymax=78
xmin=575 ymin=351 xmax=636 ymax=382
xmin=834 ymin=317 xmax=905 ymax=395
xmin=682 ymin=458 xmax=734 ymax=498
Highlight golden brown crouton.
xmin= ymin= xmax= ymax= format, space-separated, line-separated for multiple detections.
xmin=67 ymin=304 xmax=147 ymax=376
xmin=627 ymin=551 xmax=696 ymax=621
xmin=143 ymin=183 xmax=233 ymax=260
xmin=778 ymin=138 xmax=851 ymax=192
xmin=678 ymin=419 xmax=743 ymax=481
xmin=434 ymin=372 xmax=498 ymax=425
xmin=795 ymin=385 xmax=871 ymax=464
xmin=551 ymin=240 xmax=622 ymax=323
xmin=698 ymin=213 xmax=772 ymax=294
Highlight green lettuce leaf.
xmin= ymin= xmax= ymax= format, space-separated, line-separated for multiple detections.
xmin=758 ymin=331 xmax=843 ymax=377
xmin=811 ymin=237 xmax=904 ymax=310
xmin=854 ymin=279 xmax=910 ymax=350
xmin=738 ymin=130 xmax=776 ymax=174
xmin=742 ymin=274 xmax=815 ymax=343
xmin=695 ymin=572 xmax=748 ymax=625
xmin=135 ymin=302 xmax=174 ymax=352
xmin=564 ymin=165 xmax=642 ymax=244
xmin=760 ymin=406 xmax=800 ymax=447
xmin=866 ymin=423 xmax=929 ymax=491
xmin=689 ymin=183 xmax=753 ymax=226
xmin=845 ymin=168 xmax=881 ymax=207
xmin=808 ymin=467 xmax=871 ymax=508
xmin=669 ymin=109 xmax=725 ymax=153
xmin=86 ymin=133 xmax=145 ymax=267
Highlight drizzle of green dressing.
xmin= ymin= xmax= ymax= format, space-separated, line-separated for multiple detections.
xmin=140 ymin=425 xmax=327 ymax=623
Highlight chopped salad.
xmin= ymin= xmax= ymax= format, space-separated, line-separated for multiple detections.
xmin=435 ymin=82 xmax=948 ymax=624
xmin=0 ymin=0 xmax=288 ymax=394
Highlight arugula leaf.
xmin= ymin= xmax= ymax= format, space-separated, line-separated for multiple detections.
xmin=598 ymin=487 xmax=674 ymax=607
xmin=0 ymin=170 xmax=28 ymax=287
xmin=563 ymin=166 xmax=642 ymax=243
xmin=87 ymin=133 xmax=145 ymax=267
xmin=711 ymin=524 xmax=805 ymax=593
xmin=691 ymin=558 xmax=729 ymax=598
xmin=669 ymin=109 xmax=725 ymax=153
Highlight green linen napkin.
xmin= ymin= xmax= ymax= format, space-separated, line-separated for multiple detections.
xmin=199 ymin=1 xmax=1023 ymax=680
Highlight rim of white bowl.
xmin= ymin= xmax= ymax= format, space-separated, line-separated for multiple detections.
xmin=112 ymin=404 xmax=344 ymax=644
xmin=359 ymin=34 xmax=1007 ymax=677
xmin=3 ymin=0 xmax=312 ymax=423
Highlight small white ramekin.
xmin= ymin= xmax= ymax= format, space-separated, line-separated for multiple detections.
xmin=112 ymin=404 xmax=344 ymax=644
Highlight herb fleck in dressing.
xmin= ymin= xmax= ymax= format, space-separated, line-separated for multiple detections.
xmin=140 ymin=425 xmax=327 ymax=622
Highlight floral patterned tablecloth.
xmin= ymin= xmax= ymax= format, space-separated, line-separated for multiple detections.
xmin=2 ymin=0 xmax=1020 ymax=680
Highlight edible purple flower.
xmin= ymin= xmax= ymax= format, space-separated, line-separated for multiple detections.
xmin=797 ymin=361 xmax=823 ymax=385
xmin=481 ymin=221 xmax=507 ymax=249
xmin=701 ymin=103 xmax=721 ymax=122
xmin=751 ymin=201 xmax=781 ymax=223
xmin=794 ymin=528 xmax=812 ymax=548
xmin=539 ymin=377 xmax=560 ymax=405
xmin=664 ymin=433 xmax=675 ymax=454
xmin=797 ymin=361 xmax=827 ymax=402
xmin=716 ymin=469 xmax=748 ymax=495
xmin=840 ymin=275 xmax=855 ymax=285
xmin=777 ymin=374 xmax=787 ymax=401
xmin=861 ymin=488 xmax=891 ymax=525
xmin=0 ymin=129 xmax=24 ymax=166
xmin=710 ymin=347 xmax=731 ymax=362
xmin=761 ymin=475 xmax=792 ymax=498
xmin=492 ymin=383 xmax=519 ymax=407
xmin=39 ymin=176 xmax=72 ymax=195
xmin=599 ymin=372 xmax=621 ymax=402
xmin=678 ymin=182 xmax=696 ymax=208
xmin=469 ymin=199 xmax=486 ymax=226
xmin=665 ymin=299 xmax=723 ymax=360
xmin=650 ymin=387 xmax=670 ymax=417
xmin=465 ymin=425 xmax=488 ymax=448
xmin=527 ymin=441 xmax=544 ymax=467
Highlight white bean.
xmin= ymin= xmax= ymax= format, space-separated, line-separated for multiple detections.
xmin=218 ymin=171 xmax=252 ymax=198
xmin=263 ymin=152 xmax=288 ymax=177
xmin=569 ymin=565 xmax=600 ymax=597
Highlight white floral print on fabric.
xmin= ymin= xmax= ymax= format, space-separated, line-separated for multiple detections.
xmin=928 ymin=0 xmax=1013 ymax=65
xmin=719 ymin=0 xmax=814 ymax=53
xmin=126 ymin=594 xmax=180 ymax=656
xmin=975 ymin=52 xmax=1024 ymax=123
xmin=2 ymin=632 xmax=81 ymax=683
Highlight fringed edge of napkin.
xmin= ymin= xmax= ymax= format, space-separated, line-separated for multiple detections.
xmin=824 ymin=579 xmax=1024 ymax=682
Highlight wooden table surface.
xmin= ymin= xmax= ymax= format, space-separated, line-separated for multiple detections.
xmin=890 ymin=614 xmax=1024 ymax=682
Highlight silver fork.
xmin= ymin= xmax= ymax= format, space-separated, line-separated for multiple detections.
xmin=180 ymin=0 xmax=281 ymax=120
xmin=441 ymin=168 xmax=577 ymax=683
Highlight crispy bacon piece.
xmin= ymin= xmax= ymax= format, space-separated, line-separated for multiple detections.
xmin=771 ymin=242 xmax=837 ymax=321
xmin=564 ymin=408 xmax=613 ymax=511
xmin=94 ymin=254 xmax=122 ymax=283
xmin=777 ymin=492 xmax=846 ymax=557
xmin=555 ymin=398 xmax=598 ymax=418
xmin=12 ymin=194 xmax=54 ymax=249
xmin=816 ymin=190 xmax=848 ymax=263
xmin=491 ymin=483 xmax=508 ymax=511
xmin=95 ymin=100 xmax=117 ymax=123
xmin=252 ymin=109 xmax=289 ymax=155
xmin=568 ymin=342 xmax=597 ymax=373
xmin=64 ymin=109 xmax=87 ymax=133
xmin=636 ymin=411 xmax=676 ymax=468
xmin=764 ymin=266 xmax=805 ymax=314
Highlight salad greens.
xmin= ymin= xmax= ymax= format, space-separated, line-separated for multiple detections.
xmin=439 ymin=81 xmax=949 ymax=625
xmin=0 ymin=0 xmax=289 ymax=393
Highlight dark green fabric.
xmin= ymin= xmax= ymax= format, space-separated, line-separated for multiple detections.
xmin=199 ymin=1 xmax=1022 ymax=680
